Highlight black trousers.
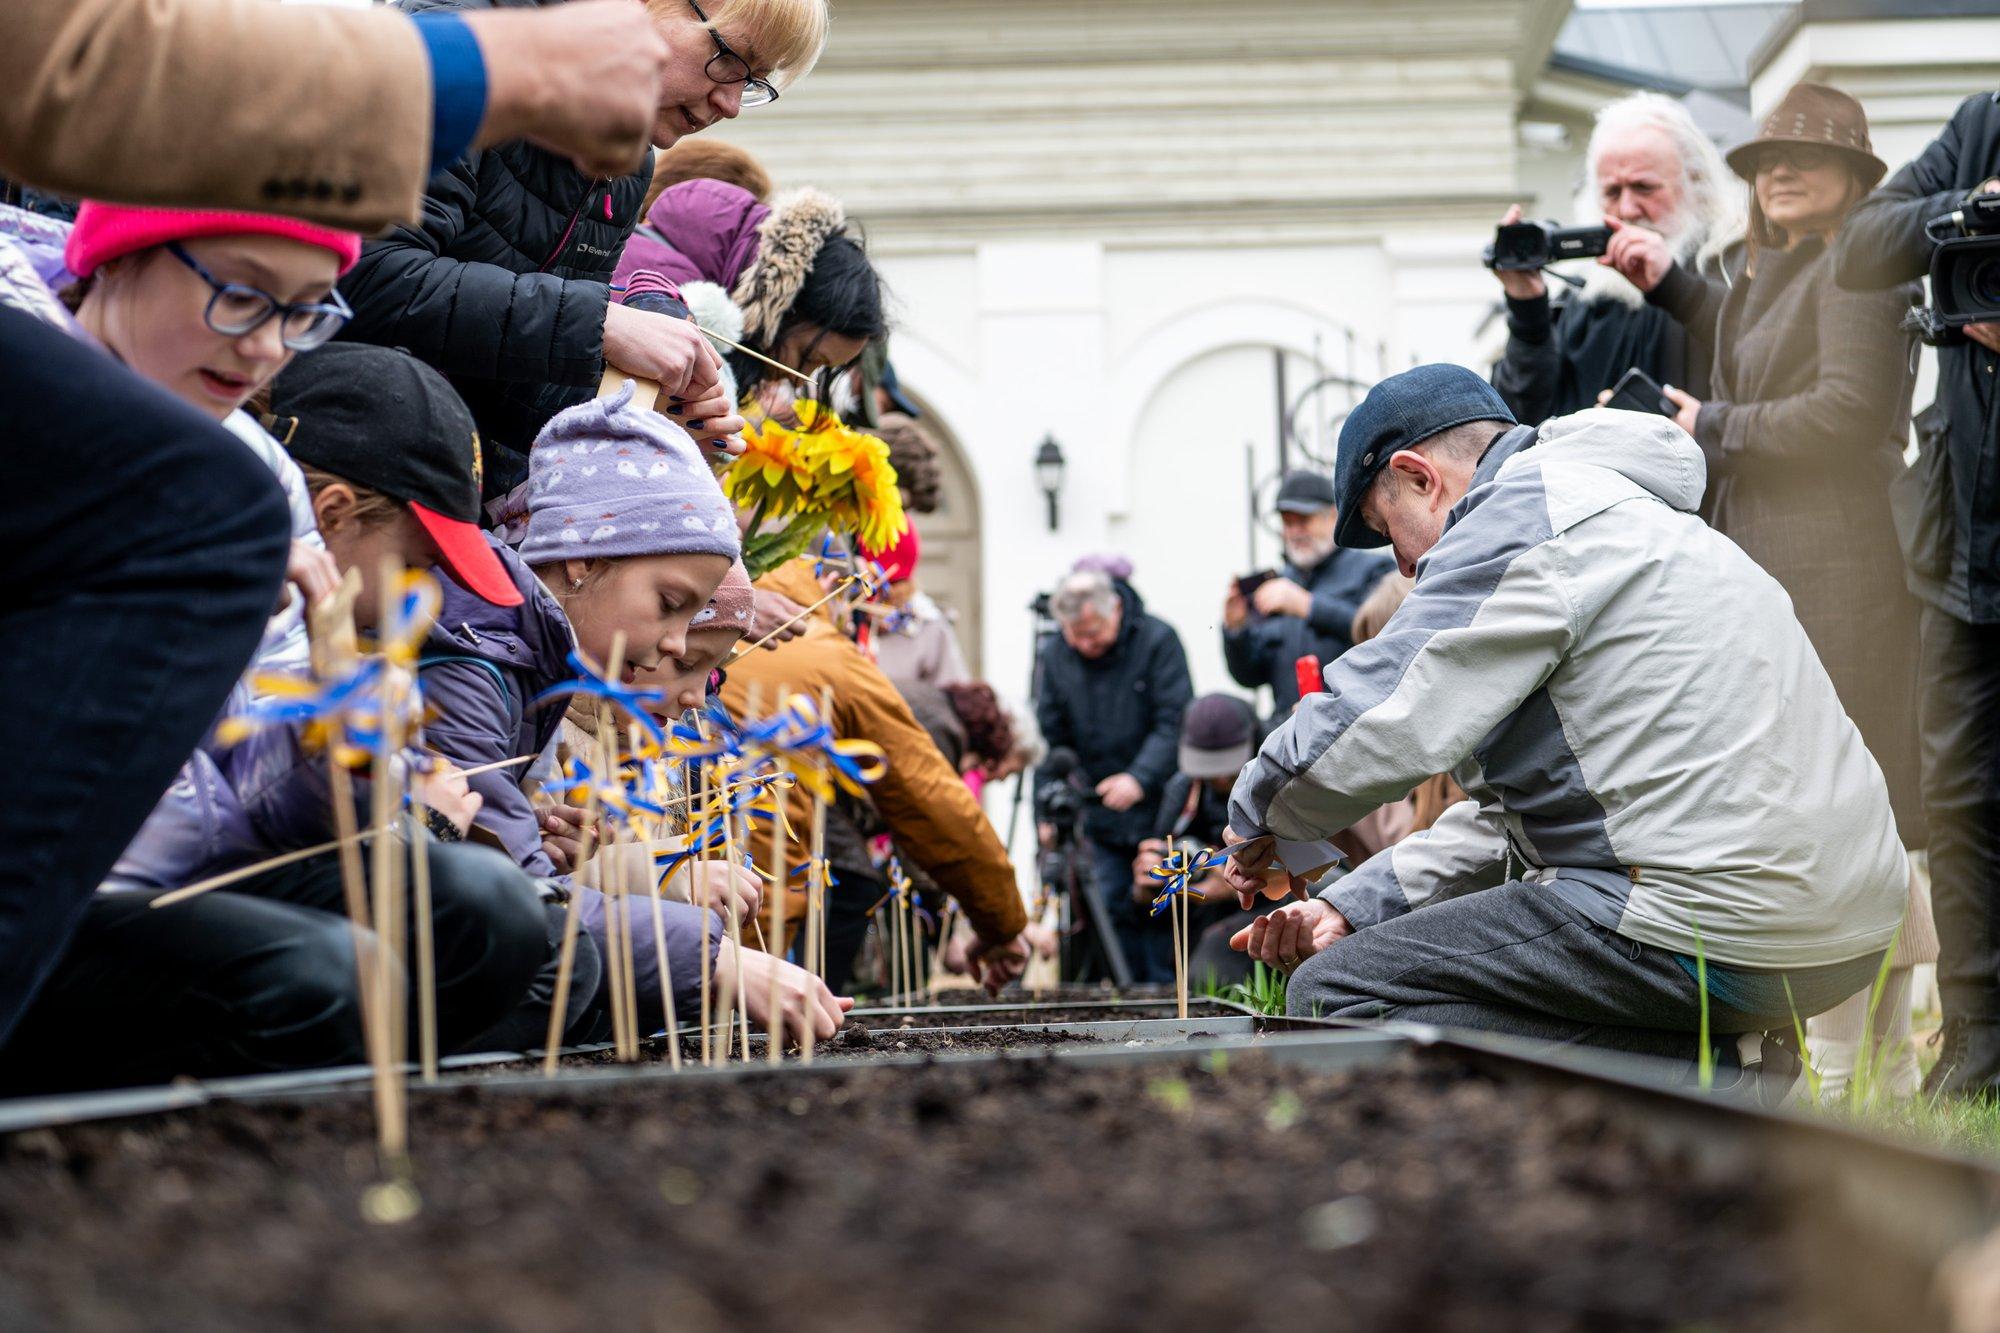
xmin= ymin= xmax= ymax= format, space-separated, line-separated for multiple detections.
xmin=823 ymin=871 xmax=888 ymax=996
xmin=0 ymin=306 xmax=290 ymax=1045
xmin=1920 ymin=605 xmax=2000 ymax=1025
xmin=0 ymin=842 xmax=547 ymax=1093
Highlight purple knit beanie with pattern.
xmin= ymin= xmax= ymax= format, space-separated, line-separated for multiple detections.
xmin=519 ymin=383 xmax=741 ymax=566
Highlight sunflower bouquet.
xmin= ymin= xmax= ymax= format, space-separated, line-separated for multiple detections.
xmin=723 ymin=401 xmax=907 ymax=578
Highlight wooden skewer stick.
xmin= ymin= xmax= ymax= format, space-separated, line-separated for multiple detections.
xmin=629 ymin=719 xmax=682 ymax=1067
xmin=903 ymin=885 xmax=918 ymax=1009
xmin=410 ymin=807 xmax=439 ymax=1084
xmin=150 ymin=830 xmax=378 ymax=908
xmin=454 ymin=753 xmax=539 ymax=781
xmin=698 ymin=325 xmax=817 ymax=385
xmin=734 ymin=680 xmax=764 ymax=1060
xmin=301 ymin=569 xmax=400 ymax=1155
xmin=330 ymin=757 xmax=390 ymax=1123
xmin=801 ymin=683 xmax=834 ymax=1063
xmin=930 ymin=902 xmax=958 ymax=996
xmin=598 ymin=635 xmax=642 ymax=1063
xmin=1168 ymin=880 xmax=1184 ymax=1016
xmin=540 ymin=705 xmax=613 ymax=1074
xmin=722 ymin=575 xmax=863 ymax=665
xmin=766 ymin=760 xmax=787 ymax=1066
xmin=719 ymin=748 xmax=746 ymax=1062
xmin=597 ymin=320 xmax=812 ymax=417
xmin=367 ymin=559 xmax=409 ymax=1160
xmin=696 ymin=720 xmax=715 ymax=1067
xmin=650 ymin=771 xmax=789 ymax=813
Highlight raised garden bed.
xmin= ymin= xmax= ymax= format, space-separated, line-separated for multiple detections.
xmin=0 ymin=1035 xmax=1965 ymax=1332
xmin=856 ymin=1001 xmax=1244 ymax=1028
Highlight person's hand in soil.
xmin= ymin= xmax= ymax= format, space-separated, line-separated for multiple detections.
xmin=412 ymin=758 xmax=483 ymax=838
xmin=964 ymin=931 xmax=1031 ymax=995
xmin=748 ymin=588 xmax=808 ymax=647
xmin=717 ymin=947 xmax=851 ymax=1046
xmin=678 ymin=860 xmax=762 ymax=923
xmin=1096 ymin=773 xmax=1144 ymax=812
xmin=1230 ymin=899 xmax=1352 ymax=971
xmin=539 ymin=804 xmax=598 ymax=873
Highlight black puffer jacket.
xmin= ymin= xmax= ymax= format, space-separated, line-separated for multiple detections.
xmin=338 ymin=0 xmax=653 ymax=494
xmin=1034 ymin=582 xmax=1195 ymax=850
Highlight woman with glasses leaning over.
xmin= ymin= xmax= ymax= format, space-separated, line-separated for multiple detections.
xmin=338 ymin=0 xmax=830 ymax=499
xmin=1603 ymin=83 xmax=1935 ymax=1097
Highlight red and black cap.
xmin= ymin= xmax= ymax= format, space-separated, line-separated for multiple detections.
xmin=269 ymin=344 xmax=522 ymax=607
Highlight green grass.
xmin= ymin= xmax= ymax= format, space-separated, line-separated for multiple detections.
xmin=1794 ymin=1008 xmax=2000 ymax=1160
xmin=1201 ymin=961 xmax=1288 ymax=1016
xmin=1827 ymin=1090 xmax=2000 ymax=1160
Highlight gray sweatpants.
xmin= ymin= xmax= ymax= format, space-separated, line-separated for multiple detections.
xmin=1287 ymin=879 xmax=1780 ymax=1064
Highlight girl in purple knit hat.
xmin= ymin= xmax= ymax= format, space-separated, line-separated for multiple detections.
xmin=421 ymin=385 xmax=850 ymax=1049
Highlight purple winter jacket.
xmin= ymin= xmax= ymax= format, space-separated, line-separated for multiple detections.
xmin=611 ymin=179 xmax=767 ymax=295
xmin=421 ymin=536 xmax=723 ymax=1015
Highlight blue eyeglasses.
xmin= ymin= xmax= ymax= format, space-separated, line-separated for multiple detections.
xmin=166 ymin=243 xmax=352 ymax=351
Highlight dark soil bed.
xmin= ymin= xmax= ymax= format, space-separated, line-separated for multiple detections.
xmin=862 ymin=1002 xmax=1239 ymax=1028
xmin=818 ymin=1024 xmax=1096 ymax=1055
xmin=0 ymin=1049 xmax=1839 ymax=1331
xmin=899 ymin=983 xmax=1171 ymax=1006
xmin=466 ymin=1020 xmax=1103 ymax=1074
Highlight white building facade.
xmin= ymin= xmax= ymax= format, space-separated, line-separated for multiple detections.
xmin=721 ymin=0 xmax=1571 ymax=705
xmin=720 ymin=0 xmax=2000 ymax=727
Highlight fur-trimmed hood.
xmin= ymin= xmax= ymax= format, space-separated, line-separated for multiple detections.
xmin=613 ymin=179 xmax=850 ymax=380
xmin=730 ymin=187 xmax=845 ymax=345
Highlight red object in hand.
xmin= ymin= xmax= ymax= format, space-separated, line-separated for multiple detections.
xmin=1294 ymin=655 xmax=1323 ymax=699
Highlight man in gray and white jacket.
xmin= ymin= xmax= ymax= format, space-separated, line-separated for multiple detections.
xmin=1224 ymin=364 xmax=1906 ymax=1069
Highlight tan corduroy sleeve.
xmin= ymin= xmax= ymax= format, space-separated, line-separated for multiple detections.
xmin=2 ymin=0 xmax=434 ymax=231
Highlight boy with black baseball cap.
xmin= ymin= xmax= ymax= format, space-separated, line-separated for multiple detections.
xmin=268 ymin=343 xmax=522 ymax=610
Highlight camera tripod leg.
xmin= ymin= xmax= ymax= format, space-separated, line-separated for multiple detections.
xmin=1063 ymin=848 xmax=1132 ymax=988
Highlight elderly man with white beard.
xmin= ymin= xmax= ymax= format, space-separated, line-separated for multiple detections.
xmin=1489 ymin=92 xmax=1744 ymax=426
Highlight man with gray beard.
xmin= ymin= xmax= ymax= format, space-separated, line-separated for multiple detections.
xmin=1223 ymin=471 xmax=1394 ymax=716
xmin=1489 ymin=92 xmax=1743 ymax=425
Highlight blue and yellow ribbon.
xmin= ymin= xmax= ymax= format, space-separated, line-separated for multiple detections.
xmin=531 ymin=649 xmax=669 ymax=745
xmin=738 ymin=693 xmax=886 ymax=803
xmin=1148 ymin=846 xmax=1225 ymax=918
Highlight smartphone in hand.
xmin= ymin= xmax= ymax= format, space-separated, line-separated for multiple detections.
xmin=1236 ymin=569 xmax=1279 ymax=600
xmin=1603 ymin=367 xmax=1677 ymax=418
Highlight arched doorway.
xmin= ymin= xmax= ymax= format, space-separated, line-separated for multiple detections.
xmin=897 ymin=389 xmax=983 ymax=674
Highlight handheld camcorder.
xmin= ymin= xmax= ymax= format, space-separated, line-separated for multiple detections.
xmin=1035 ymin=747 xmax=1094 ymax=843
xmin=1485 ymin=220 xmax=1615 ymax=272
xmin=1911 ymin=193 xmax=2000 ymax=344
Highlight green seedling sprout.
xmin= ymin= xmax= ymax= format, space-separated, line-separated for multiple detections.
xmin=1691 ymin=918 xmax=1713 ymax=1091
